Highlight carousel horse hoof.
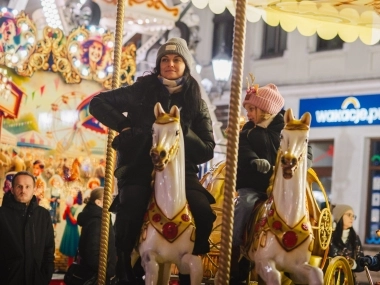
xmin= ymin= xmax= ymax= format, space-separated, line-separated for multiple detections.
xmin=229 ymin=277 xmax=246 ymax=285
xmin=178 ymin=273 xmax=191 ymax=285
xmin=238 ymin=257 xmax=251 ymax=280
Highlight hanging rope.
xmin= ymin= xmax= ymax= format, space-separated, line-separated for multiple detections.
xmin=215 ymin=0 xmax=247 ymax=283
xmin=97 ymin=0 xmax=126 ymax=283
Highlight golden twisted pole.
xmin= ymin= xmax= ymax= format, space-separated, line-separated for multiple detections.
xmin=215 ymin=0 xmax=247 ymax=284
xmin=97 ymin=0 xmax=125 ymax=283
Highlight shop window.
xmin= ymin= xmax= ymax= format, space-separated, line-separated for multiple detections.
xmin=309 ymin=140 xmax=334 ymax=208
xmin=365 ymin=139 xmax=380 ymax=244
xmin=316 ymin=35 xmax=343 ymax=51
xmin=261 ymin=24 xmax=287 ymax=58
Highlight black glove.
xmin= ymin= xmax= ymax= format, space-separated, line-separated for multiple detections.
xmin=253 ymin=159 xmax=271 ymax=173
xmin=358 ymin=255 xmax=378 ymax=268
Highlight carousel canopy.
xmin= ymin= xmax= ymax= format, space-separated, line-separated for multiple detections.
xmin=186 ymin=0 xmax=380 ymax=45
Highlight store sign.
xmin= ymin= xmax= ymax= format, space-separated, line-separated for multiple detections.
xmin=299 ymin=94 xmax=380 ymax=127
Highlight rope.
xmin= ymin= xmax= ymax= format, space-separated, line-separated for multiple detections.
xmin=215 ymin=0 xmax=247 ymax=283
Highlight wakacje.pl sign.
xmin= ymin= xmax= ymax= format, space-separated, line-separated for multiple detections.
xmin=299 ymin=94 xmax=380 ymax=127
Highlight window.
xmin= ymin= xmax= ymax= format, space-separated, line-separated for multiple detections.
xmin=212 ymin=10 xmax=234 ymax=59
xmin=365 ymin=139 xmax=380 ymax=244
xmin=309 ymin=140 xmax=334 ymax=208
xmin=316 ymin=35 xmax=344 ymax=51
xmin=261 ymin=24 xmax=287 ymax=58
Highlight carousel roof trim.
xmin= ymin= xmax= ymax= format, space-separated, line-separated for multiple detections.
xmin=188 ymin=0 xmax=380 ymax=45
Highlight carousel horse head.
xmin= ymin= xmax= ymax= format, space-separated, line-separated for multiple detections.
xmin=150 ymin=102 xmax=181 ymax=172
xmin=280 ymin=108 xmax=311 ymax=179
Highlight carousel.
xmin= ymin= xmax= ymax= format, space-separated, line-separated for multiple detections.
xmin=1 ymin=0 xmax=380 ymax=282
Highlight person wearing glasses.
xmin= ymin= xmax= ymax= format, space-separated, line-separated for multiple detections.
xmin=329 ymin=204 xmax=364 ymax=284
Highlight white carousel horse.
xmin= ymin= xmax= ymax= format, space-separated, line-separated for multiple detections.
xmin=138 ymin=102 xmax=203 ymax=285
xmin=246 ymin=109 xmax=324 ymax=285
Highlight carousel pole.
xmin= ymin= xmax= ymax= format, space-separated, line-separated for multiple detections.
xmin=215 ymin=0 xmax=247 ymax=284
xmin=98 ymin=0 xmax=126 ymax=283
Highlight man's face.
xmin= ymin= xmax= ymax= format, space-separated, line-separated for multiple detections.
xmin=33 ymin=164 xmax=43 ymax=176
xmin=11 ymin=175 xmax=35 ymax=204
xmin=1 ymin=19 xmax=16 ymax=43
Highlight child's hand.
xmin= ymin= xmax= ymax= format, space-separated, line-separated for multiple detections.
xmin=253 ymin=159 xmax=271 ymax=173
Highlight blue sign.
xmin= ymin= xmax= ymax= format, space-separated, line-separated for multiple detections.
xmin=299 ymin=94 xmax=380 ymax=127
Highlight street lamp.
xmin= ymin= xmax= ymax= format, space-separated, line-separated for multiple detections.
xmin=211 ymin=46 xmax=232 ymax=92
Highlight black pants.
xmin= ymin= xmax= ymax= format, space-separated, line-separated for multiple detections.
xmin=114 ymin=183 xmax=216 ymax=261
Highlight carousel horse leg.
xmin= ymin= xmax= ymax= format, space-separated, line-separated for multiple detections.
xmin=289 ymin=263 xmax=323 ymax=285
xmin=255 ymin=259 xmax=281 ymax=285
xmin=178 ymin=254 xmax=203 ymax=285
xmin=141 ymin=252 xmax=159 ymax=285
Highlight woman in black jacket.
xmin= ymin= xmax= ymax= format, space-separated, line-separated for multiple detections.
xmin=89 ymin=37 xmax=216 ymax=284
xmin=77 ymin=187 xmax=117 ymax=284
xmin=329 ymin=204 xmax=364 ymax=285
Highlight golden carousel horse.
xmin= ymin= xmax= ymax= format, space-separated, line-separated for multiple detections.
xmin=138 ymin=103 xmax=203 ymax=285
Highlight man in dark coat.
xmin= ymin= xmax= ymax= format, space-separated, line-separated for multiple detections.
xmin=0 ymin=171 xmax=55 ymax=285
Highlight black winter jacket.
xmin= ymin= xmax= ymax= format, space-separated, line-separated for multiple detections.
xmin=236 ymin=111 xmax=314 ymax=193
xmin=0 ymin=192 xmax=55 ymax=285
xmin=89 ymin=74 xmax=215 ymax=202
xmin=77 ymin=202 xmax=116 ymax=279
xmin=236 ymin=113 xmax=284 ymax=193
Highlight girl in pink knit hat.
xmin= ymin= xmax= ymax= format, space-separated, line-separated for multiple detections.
xmin=230 ymin=82 xmax=313 ymax=284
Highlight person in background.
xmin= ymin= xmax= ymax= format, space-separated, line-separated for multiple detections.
xmin=0 ymin=171 xmax=55 ymax=284
xmin=89 ymin=37 xmax=216 ymax=285
xmin=94 ymin=158 xmax=106 ymax=187
xmin=9 ymin=148 xmax=26 ymax=172
xmin=48 ymin=174 xmax=64 ymax=229
xmin=77 ymin=187 xmax=117 ymax=285
xmin=33 ymin=160 xmax=46 ymax=203
xmin=0 ymin=147 xmax=10 ymax=188
xmin=60 ymin=189 xmax=82 ymax=267
xmin=329 ymin=204 xmax=364 ymax=285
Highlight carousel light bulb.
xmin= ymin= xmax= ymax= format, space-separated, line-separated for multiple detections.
xmin=89 ymin=26 xmax=96 ymax=32
xmin=137 ymin=19 xmax=144 ymax=25
xmin=77 ymin=35 xmax=84 ymax=42
xmin=128 ymin=21 xmax=134 ymax=25
xmin=11 ymin=55 xmax=19 ymax=63
xmin=145 ymin=18 xmax=150 ymax=24
xmin=98 ymin=71 xmax=106 ymax=79
xmin=74 ymin=60 xmax=81 ymax=67
xmin=98 ymin=28 xmax=105 ymax=34
xmin=106 ymin=66 xmax=113 ymax=73
xmin=12 ymin=9 xmax=18 ymax=16
xmin=21 ymin=24 xmax=28 ymax=32
xmin=27 ymin=37 xmax=35 ymax=44
xmin=70 ymin=46 xmax=78 ymax=53
xmin=153 ymin=18 xmax=157 ymax=22
xmin=1 ymin=7 xmax=7 ymax=13
xmin=82 ymin=68 xmax=89 ymax=76
xmin=107 ymin=41 xmax=114 ymax=48
xmin=20 ymin=50 xmax=28 ymax=58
